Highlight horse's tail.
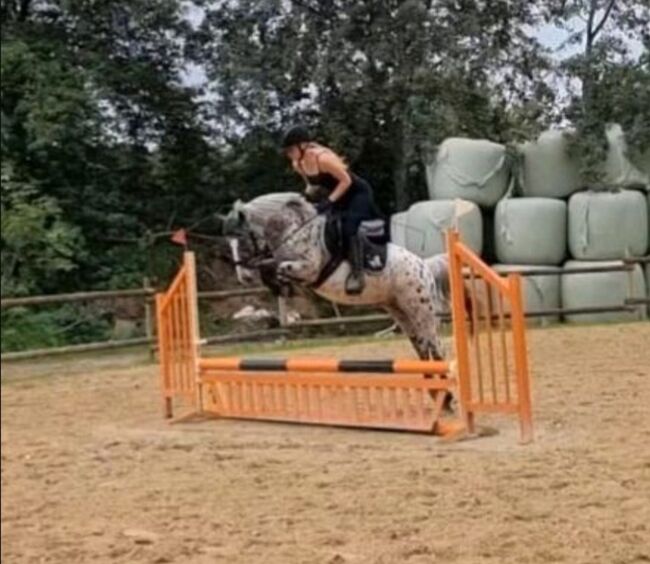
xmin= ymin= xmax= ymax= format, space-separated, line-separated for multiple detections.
xmin=425 ymin=253 xmax=475 ymax=337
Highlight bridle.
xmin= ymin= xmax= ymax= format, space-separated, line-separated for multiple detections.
xmin=229 ymin=207 xmax=323 ymax=270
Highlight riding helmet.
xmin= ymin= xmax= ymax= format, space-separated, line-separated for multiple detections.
xmin=281 ymin=125 xmax=312 ymax=149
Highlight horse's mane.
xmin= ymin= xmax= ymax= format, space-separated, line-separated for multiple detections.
xmin=235 ymin=192 xmax=316 ymax=230
xmin=244 ymin=192 xmax=309 ymax=214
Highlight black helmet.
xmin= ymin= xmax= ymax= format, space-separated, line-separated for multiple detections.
xmin=281 ymin=125 xmax=312 ymax=149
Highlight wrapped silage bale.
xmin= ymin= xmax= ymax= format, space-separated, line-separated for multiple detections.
xmin=493 ymin=265 xmax=561 ymax=325
xmin=562 ymin=260 xmax=647 ymax=323
xmin=568 ymin=190 xmax=649 ymax=260
xmin=603 ymin=124 xmax=649 ymax=190
xmin=425 ymin=138 xmax=511 ymax=207
xmin=495 ymin=198 xmax=567 ymax=265
xmin=405 ymin=199 xmax=482 ymax=258
xmin=518 ymin=130 xmax=582 ymax=198
xmin=390 ymin=212 xmax=408 ymax=248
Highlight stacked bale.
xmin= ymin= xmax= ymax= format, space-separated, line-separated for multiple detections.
xmin=491 ymin=197 xmax=567 ymax=324
xmin=563 ymin=189 xmax=649 ymax=322
xmin=495 ymin=198 xmax=566 ymax=265
xmin=418 ymin=127 xmax=649 ymax=324
xmin=403 ymin=199 xmax=482 ymax=258
xmin=424 ymin=137 xmax=512 ymax=270
xmin=562 ymin=261 xmax=646 ymax=323
xmin=517 ymin=130 xmax=582 ymax=198
xmin=491 ymin=198 xmax=565 ymax=323
xmin=390 ymin=212 xmax=408 ymax=248
xmin=567 ymin=190 xmax=648 ymax=260
xmin=492 ymin=265 xmax=562 ymax=325
xmin=425 ymin=138 xmax=511 ymax=208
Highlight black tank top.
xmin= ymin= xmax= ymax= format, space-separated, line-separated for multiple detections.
xmin=300 ymin=150 xmax=368 ymax=205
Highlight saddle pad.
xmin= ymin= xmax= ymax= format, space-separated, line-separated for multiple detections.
xmin=362 ymin=238 xmax=388 ymax=272
xmin=359 ymin=219 xmax=386 ymax=240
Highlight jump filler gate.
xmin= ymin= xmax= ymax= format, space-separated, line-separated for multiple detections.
xmin=156 ymin=231 xmax=534 ymax=442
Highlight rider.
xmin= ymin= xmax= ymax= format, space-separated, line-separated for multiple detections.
xmin=281 ymin=125 xmax=382 ymax=295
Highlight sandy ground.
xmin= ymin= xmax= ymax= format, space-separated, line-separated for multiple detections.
xmin=2 ymin=323 xmax=650 ymax=564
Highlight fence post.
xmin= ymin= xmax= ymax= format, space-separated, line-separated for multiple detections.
xmin=143 ymin=277 xmax=155 ymax=360
xmin=277 ymin=295 xmax=289 ymax=327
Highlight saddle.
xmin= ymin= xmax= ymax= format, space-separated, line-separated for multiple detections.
xmin=311 ymin=215 xmax=389 ymax=288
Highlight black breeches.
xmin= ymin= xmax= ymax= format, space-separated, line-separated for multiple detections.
xmin=336 ymin=185 xmax=380 ymax=253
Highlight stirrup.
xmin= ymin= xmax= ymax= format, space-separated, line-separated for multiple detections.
xmin=345 ymin=273 xmax=365 ymax=295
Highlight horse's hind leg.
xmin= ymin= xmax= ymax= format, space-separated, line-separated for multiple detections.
xmin=385 ymin=303 xmax=453 ymax=414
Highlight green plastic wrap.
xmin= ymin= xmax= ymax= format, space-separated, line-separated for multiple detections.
xmin=426 ymin=138 xmax=510 ymax=207
xmin=495 ymin=198 xmax=567 ymax=265
xmin=518 ymin=130 xmax=582 ymax=198
xmin=405 ymin=199 xmax=482 ymax=258
xmin=562 ymin=260 xmax=646 ymax=323
xmin=568 ymin=190 xmax=649 ymax=260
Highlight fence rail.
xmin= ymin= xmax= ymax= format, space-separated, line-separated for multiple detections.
xmin=2 ymin=255 xmax=648 ymax=361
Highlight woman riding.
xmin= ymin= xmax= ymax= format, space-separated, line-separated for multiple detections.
xmin=281 ymin=125 xmax=382 ymax=295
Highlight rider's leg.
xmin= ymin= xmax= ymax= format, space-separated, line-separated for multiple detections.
xmin=339 ymin=183 xmax=379 ymax=295
xmin=340 ymin=214 xmax=365 ymax=295
xmin=346 ymin=230 xmax=365 ymax=295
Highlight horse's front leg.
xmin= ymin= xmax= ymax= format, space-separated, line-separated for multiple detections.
xmin=277 ymin=260 xmax=320 ymax=285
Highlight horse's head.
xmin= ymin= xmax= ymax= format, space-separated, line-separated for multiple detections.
xmin=223 ymin=192 xmax=318 ymax=286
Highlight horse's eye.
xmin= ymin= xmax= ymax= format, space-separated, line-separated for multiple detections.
xmin=238 ymin=210 xmax=245 ymax=224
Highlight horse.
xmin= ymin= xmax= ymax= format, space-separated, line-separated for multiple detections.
xmin=221 ymin=192 xmax=451 ymax=363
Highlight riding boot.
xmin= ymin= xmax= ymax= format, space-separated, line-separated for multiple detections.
xmin=345 ymin=235 xmax=365 ymax=295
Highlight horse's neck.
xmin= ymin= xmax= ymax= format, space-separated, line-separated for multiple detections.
xmin=278 ymin=215 xmax=329 ymax=265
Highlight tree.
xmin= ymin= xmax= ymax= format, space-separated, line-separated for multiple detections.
xmin=1 ymin=162 xmax=84 ymax=296
xmin=196 ymin=0 xmax=554 ymax=210
xmin=1 ymin=0 xmax=213 ymax=289
xmin=549 ymin=0 xmax=650 ymax=181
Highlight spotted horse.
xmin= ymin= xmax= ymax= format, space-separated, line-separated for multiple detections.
xmin=221 ymin=192 xmax=455 ymax=366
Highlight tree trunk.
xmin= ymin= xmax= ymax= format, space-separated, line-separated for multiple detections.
xmin=392 ymin=117 xmax=410 ymax=212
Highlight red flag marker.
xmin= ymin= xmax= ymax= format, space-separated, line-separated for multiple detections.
xmin=171 ymin=228 xmax=188 ymax=247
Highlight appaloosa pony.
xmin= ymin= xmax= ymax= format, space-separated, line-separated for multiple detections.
xmin=222 ymin=192 xmax=451 ymax=362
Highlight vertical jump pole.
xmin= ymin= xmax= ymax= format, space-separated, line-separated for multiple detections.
xmin=183 ymin=251 xmax=203 ymax=417
xmin=446 ymin=230 xmax=474 ymax=435
xmin=507 ymin=274 xmax=534 ymax=443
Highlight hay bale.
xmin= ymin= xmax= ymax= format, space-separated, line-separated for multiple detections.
xmin=518 ymin=130 xmax=582 ymax=198
xmin=405 ymin=199 xmax=482 ymax=258
xmin=495 ymin=198 xmax=567 ymax=265
xmin=568 ymin=190 xmax=649 ymax=260
xmin=426 ymin=138 xmax=511 ymax=207
xmin=561 ymin=260 xmax=646 ymax=323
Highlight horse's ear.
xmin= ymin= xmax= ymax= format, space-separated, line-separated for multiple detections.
xmin=223 ymin=204 xmax=246 ymax=235
xmin=232 ymin=200 xmax=246 ymax=223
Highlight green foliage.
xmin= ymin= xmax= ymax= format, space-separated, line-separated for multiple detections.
xmin=552 ymin=0 xmax=649 ymax=184
xmin=1 ymin=163 xmax=85 ymax=296
xmin=1 ymin=305 xmax=113 ymax=352
xmin=0 ymin=0 xmax=647 ymax=356
xmin=198 ymin=0 xmax=555 ymax=209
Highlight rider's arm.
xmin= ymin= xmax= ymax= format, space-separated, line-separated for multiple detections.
xmin=317 ymin=152 xmax=352 ymax=203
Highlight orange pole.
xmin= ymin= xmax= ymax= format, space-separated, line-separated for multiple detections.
xmin=199 ymin=357 xmax=449 ymax=374
xmin=392 ymin=359 xmax=448 ymax=374
xmin=156 ymin=293 xmax=173 ymax=418
xmin=508 ymin=274 xmax=534 ymax=443
xmin=447 ymin=230 xmax=474 ymax=434
xmin=183 ymin=252 xmax=202 ymax=414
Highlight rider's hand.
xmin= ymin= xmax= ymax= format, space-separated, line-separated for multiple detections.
xmin=315 ymin=199 xmax=333 ymax=215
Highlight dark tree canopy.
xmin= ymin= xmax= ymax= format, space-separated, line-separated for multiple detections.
xmin=1 ymin=0 xmax=647 ymax=296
